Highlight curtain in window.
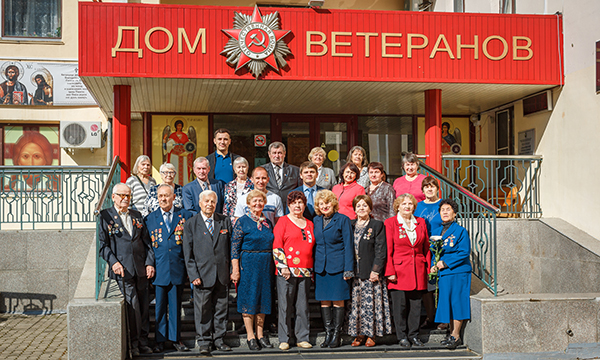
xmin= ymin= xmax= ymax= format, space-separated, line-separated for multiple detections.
xmin=3 ymin=0 xmax=60 ymax=38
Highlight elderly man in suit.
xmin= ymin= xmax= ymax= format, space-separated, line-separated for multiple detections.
xmin=145 ymin=184 xmax=193 ymax=353
xmin=264 ymin=142 xmax=302 ymax=209
xmin=291 ymin=161 xmax=324 ymax=221
xmin=98 ymin=183 xmax=155 ymax=357
xmin=182 ymin=190 xmax=233 ymax=355
xmin=183 ymin=157 xmax=225 ymax=215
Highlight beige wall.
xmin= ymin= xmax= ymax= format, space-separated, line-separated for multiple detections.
xmin=159 ymin=0 xmax=405 ymax=10
xmin=0 ymin=0 xmax=109 ymax=167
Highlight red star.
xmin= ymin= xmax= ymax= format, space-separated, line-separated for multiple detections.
xmin=222 ymin=5 xmax=290 ymax=73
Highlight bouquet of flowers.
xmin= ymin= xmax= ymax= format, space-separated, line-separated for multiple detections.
xmin=428 ymin=235 xmax=444 ymax=307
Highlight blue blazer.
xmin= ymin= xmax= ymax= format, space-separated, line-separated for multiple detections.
xmin=290 ymin=185 xmax=324 ymax=220
xmin=313 ymin=212 xmax=354 ymax=274
xmin=145 ymin=206 xmax=193 ymax=286
xmin=182 ymin=179 xmax=225 ymax=215
xmin=435 ymin=221 xmax=472 ymax=276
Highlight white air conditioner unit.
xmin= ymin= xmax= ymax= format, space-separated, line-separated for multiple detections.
xmin=60 ymin=121 xmax=102 ymax=148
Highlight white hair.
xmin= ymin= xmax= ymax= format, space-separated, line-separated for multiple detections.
xmin=193 ymin=157 xmax=209 ymax=168
xmin=156 ymin=183 xmax=174 ymax=193
xmin=112 ymin=183 xmax=130 ymax=195
xmin=198 ymin=190 xmax=217 ymax=202
xmin=233 ymin=157 xmax=249 ymax=167
xmin=159 ymin=163 xmax=176 ymax=173
xmin=131 ymin=155 xmax=151 ymax=175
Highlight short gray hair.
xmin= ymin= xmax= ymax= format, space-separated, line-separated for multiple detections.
xmin=268 ymin=141 xmax=286 ymax=153
xmin=156 ymin=183 xmax=174 ymax=193
xmin=131 ymin=155 xmax=151 ymax=175
xmin=193 ymin=157 xmax=209 ymax=168
xmin=199 ymin=190 xmax=217 ymax=202
xmin=159 ymin=163 xmax=176 ymax=173
xmin=233 ymin=156 xmax=249 ymax=167
xmin=112 ymin=183 xmax=130 ymax=195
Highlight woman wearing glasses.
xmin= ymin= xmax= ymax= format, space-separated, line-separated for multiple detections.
xmin=272 ymin=191 xmax=316 ymax=351
xmin=144 ymin=163 xmax=183 ymax=214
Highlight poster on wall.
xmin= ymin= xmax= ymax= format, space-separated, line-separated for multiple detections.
xmin=2 ymin=125 xmax=60 ymax=191
xmin=152 ymin=115 xmax=209 ymax=186
xmin=0 ymin=60 xmax=96 ymax=106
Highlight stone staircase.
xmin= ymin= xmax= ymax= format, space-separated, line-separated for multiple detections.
xmin=145 ymin=284 xmax=474 ymax=357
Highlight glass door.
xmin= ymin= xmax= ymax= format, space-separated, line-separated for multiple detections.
xmin=317 ymin=118 xmax=349 ymax=177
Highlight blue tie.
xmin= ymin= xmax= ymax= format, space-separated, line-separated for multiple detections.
xmin=164 ymin=212 xmax=171 ymax=232
xmin=307 ymin=188 xmax=315 ymax=207
xmin=206 ymin=218 xmax=213 ymax=235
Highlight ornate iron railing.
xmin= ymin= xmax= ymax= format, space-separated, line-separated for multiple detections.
xmin=0 ymin=166 xmax=111 ymax=230
xmin=419 ymin=161 xmax=500 ymax=295
xmin=94 ymin=157 xmax=122 ymax=300
xmin=441 ymin=155 xmax=542 ymax=218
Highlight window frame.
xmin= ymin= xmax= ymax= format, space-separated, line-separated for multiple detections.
xmin=1 ymin=0 xmax=62 ymax=40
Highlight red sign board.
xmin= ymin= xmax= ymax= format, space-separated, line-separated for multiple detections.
xmin=79 ymin=3 xmax=563 ymax=85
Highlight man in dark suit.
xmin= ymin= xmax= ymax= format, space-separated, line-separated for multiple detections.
xmin=264 ymin=142 xmax=302 ymax=211
xmin=291 ymin=161 xmax=324 ymax=221
xmin=182 ymin=190 xmax=233 ymax=355
xmin=98 ymin=183 xmax=155 ymax=357
xmin=206 ymin=128 xmax=240 ymax=183
xmin=183 ymin=157 xmax=225 ymax=215
xmin=145 ymin=184 xmax=193 ymax=353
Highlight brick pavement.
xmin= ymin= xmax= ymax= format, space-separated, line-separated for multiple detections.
xmin=0 ymin=314 xmax=67 ymax=360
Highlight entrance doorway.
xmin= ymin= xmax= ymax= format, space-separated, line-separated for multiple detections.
xmin=273 ymin=115 xmax=355 ymax=175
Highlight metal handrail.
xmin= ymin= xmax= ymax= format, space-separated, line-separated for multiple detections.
xmin=419 ymin=161 xmax=500 ymax=214
xmin=94 ymin=156 xmax=121 ymax=216
xmin=442 ymin=155 xmax=542 ymax=160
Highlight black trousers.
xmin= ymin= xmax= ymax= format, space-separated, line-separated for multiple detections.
xmin=193 ymin=280 xmax=228 ymax=347
xmin=390 ymin=289 xmax=424 ymax=339
xmin=116 ymin=276 xmax=150 ymax=349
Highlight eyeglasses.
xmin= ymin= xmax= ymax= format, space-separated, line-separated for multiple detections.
xmin=114 ymin=193 xmax=131 ymax=199
xmin=161 ymin=171 xmax=176 ymax=176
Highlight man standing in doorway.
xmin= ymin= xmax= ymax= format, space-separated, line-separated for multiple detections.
xmin=264 ymin=142 xmax=302 ymax=210
xmin=291 ymin=161 xmax=323 ymax=221
xmin=206 ymin=129 xmax=240 ymax=183
xmin=98 ymin=183 xmax=154 ymax=357
xmin=183 ymin=157 xmax=225 ymax=215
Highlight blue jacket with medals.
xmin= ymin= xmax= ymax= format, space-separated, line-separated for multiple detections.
xmin=145 ymin=206 xmax=194 ymax=286
xmin=435 ymin=221 xmax=472 ymax=276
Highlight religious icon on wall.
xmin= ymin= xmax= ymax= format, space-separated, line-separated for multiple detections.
xmin=441 ymin=121 xmax=462 ymax=155
xmin=2 ymin=125 xmax=60 ymax=191
xmin=152 ymin=115 xmax=209 ymax=186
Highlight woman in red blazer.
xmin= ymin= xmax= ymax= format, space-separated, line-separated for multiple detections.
xmin=384 ymin=193 xmax=430 ymax=349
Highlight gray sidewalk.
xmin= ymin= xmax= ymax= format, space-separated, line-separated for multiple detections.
xmin=0 ymin=314 xmax=67 ymax=359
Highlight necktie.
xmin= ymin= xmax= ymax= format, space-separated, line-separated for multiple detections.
xmin=201 ymin=181 xmax=207 ymax=191
xmin=164 ymin=212 xmax=171 ymax=232
xmin=275 ymin=165 xmax=282 ymax=187
xmin=206 ymin=218 xmax=214 ymax=235
xmin=307 ymin=188 xmax=314 ymax=207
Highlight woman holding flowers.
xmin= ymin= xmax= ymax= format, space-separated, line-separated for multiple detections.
xmin=384 ymin=193 xmax=430 ymax=349
xmin=430 ymin=198 xmax=471 ymax=350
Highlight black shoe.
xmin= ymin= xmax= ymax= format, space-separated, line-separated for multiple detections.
xmin=153 ymin=343 xmax=164 ymax=353
xmin=247 ymin=338 xmax=261 ymax=351
xmin=440 ymin=334 xmax=451 ymax=345
xmin=399 ymin=338 xmax=411 ymax=348
xmin=214 ymin=343 xmax=232 ymax=351
xmin=258 ymin=337 xmax=273 ymax=348
xmin=411 ymin=337 xmax=425 ymax=347
xmin=199 ymin=345 xmax=211 ymax=355
xmin=328 ymin=307 xmax=345 ymax=348
xmin=138 ymin=345 xmax=153 ymax=354
xmin=445 ymin=336 xmax=462 ymax=350
xmin=173 ymin=341 xmax=190 ymax=352
xmin=320 ymin=306 xmax=333 ymax=348
xmin=130 ymin=348 xmax=140 ymax=357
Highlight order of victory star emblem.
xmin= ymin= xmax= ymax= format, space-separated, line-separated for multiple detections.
xmin=221 ymin=5 xmax=292 ymax=78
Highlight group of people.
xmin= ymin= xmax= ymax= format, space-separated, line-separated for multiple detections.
xmin=99 ymin=128 xmax=472 ymax=356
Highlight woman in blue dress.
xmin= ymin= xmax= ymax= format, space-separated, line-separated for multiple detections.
xmin=313 ymin=190 xmax=354 ymax=348
xmin=414 ymin=175 xmax=443 ymax=329
xmin=430 ymin=198 xmax=472 ymax=350
xmin=231 ymin=190 xmax=275 ymax=351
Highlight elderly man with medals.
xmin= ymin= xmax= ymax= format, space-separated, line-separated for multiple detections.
xmin=145 ymin=184 xmax=193 ymax=353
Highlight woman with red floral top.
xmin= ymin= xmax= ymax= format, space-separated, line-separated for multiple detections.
xmin=384 ymin=193 xmax=430 ymax=349
xmin=332 ymin=162 xmax=366 ymax=220
xmin=272 ymin=191 xmax=315 ymax=351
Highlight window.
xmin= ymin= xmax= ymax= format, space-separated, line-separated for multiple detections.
xmin=2 ymin=0 xmax=61 ymax=39
xmin=2 ymin=124 xmax=60 ymax=166
xmin=213 ymin=115 xmax=271 ymax=169
xmin=500 ymin=0 xmax=515 ymax=14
